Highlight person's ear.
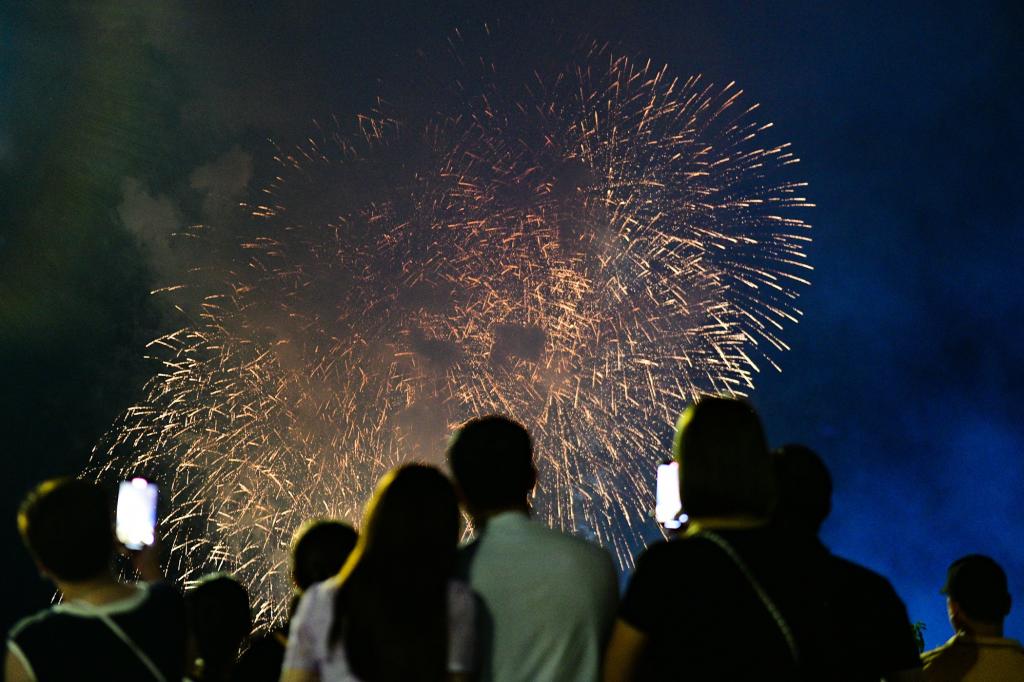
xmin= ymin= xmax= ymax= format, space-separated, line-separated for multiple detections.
xmin=947 ymin=598 xmax=964 ymax=626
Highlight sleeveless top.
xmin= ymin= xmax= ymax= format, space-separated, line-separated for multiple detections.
xmin=7 ymin=582 xmax=186 ymax=682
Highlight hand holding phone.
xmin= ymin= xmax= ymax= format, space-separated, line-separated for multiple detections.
xmin=655 ymin=461 xmax=687 ymax=529
xmin=116 ymin=478 xmax=158 ymax=551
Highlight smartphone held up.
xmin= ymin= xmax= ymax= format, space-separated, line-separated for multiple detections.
xmin=655 ymin=461 xmax=688 ymax=530
xmin=116 ymin=478 xmax=158 ymax=550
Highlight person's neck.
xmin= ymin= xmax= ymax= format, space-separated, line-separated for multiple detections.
xmin=960 ymin=621 xmax=1004 ymax=638
xmin=470 ymin=504 xmax=529 ymax=528
xmin=55 ymin=573 xmax=134 ymax=605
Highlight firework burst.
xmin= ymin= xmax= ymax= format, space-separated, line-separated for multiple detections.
xmin=93 ymin=40 xmax=812 ymax=624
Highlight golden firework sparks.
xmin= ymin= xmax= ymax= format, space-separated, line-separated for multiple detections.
xmin=91 ymin=41 xmax=812 ymax=626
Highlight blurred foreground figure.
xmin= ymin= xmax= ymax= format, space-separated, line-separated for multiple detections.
xmin=236 ymin=520 xmax=357 ymax=682
xmin=448 ymin=415 xmax=618 ymax=682
xmin=185 ymin=573 xmax=251 ymax=682
xmin=5 ymin=478 xmax=185 ymax=682
xmin=772 ymin=444 xmax=923 ymax=681
xmin=922 ymin=554 xmax=1024 ymax=680
xmin=282 ymin=464 xmax=475 ymax=682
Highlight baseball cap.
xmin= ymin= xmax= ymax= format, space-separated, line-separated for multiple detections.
xmin=941 ymin=554 xmax=1011 ymax=622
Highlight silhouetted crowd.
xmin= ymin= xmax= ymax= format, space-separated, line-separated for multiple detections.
xmin=6 ymin=397 xmax=1022 ymax=681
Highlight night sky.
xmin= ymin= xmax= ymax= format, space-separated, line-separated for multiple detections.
xmin=2 ymin=1 xmax=1022 ymax=648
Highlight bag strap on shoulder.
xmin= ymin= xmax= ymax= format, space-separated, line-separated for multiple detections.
xmin=70 ymin=599 xmax=169 ymax=682
xmin=696 ymin=529 xmax=800 ymax=664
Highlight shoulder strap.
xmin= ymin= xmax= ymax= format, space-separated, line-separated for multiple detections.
xmin=71 ymin=601 xmax=169 ymax=682
xmin=696 ymin=530 xmax=800 ymax=664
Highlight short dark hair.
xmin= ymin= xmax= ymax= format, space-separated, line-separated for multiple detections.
xmin=18 ymin=477 xmax=114 ymax=582
xmin=446 ymin=415 xmax=535 ymax=511
xmin=674 ymin=396 xmax=776 ymax=518
xmin=291 ymin=519 xmax=358 ymax=591
xmin=186 ymin=573 xmax=251 ymax=679
xmin=943 ymin=554 xmax=1012 ymax=623
xmin=772 ymin=444 xmax=832 ymax=535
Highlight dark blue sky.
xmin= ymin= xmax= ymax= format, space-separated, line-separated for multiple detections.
xmin=2 ymin=1 xmax=1021 ymax=647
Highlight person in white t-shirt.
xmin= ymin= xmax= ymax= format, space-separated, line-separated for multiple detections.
xmin=447 ymin=415 xmax=619 ymax=682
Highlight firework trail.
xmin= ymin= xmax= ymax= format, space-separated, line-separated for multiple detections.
xmin=92 ymin=39 xmax=812 ymax=624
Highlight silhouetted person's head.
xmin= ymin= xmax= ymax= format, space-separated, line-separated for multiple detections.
xmin=447 ymin=414 xmax=536 ymax=519
xmin=942 ymin=554 xmax=1012 ymax=637
xmin=17 ymin=477 xmax=114 ymax=584
xmin=186 ymin=573 xmax=251 ymax=682
xmin=673 ymin=396 xmax=776 ymax=520
xmin=357 ymin=464 xmax=460 ymax=571
xmin=291 ymin=519 xmax=358 ymax=591
xmin=771 ymin=444 xmax=832 ymax=536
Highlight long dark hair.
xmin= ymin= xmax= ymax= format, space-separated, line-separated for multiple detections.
xmin=329 ymin=464 xmax=459 ymax=681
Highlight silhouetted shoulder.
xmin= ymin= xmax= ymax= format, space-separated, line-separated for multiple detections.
xmin=828 ymin=555 xmax=905 ymax=603
xmin=921 ymin=638 xmax=975 ymax=678
xmin=922 ymin=635 xmax=1024 ymax=679
xmin=8 ymin=583 xmax=187 ymax=682
xmin=634 ymin=534 xmax=722 ymax=567
xmin=624 ymin=536 xmax=724 ymax=609
xmin=8 ymin=606 xmax=56 ymax=640
xmin=824 ymin=553 xmax=922 ymax=674
xmin=920 ymin=641 xmax=953 ymax=667
xmin=544 ymin=525 xmax=614 ymax=560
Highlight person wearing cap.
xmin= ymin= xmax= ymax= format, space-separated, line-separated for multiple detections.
xmin=922 ymin=554 xmax=1024 ymax=680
